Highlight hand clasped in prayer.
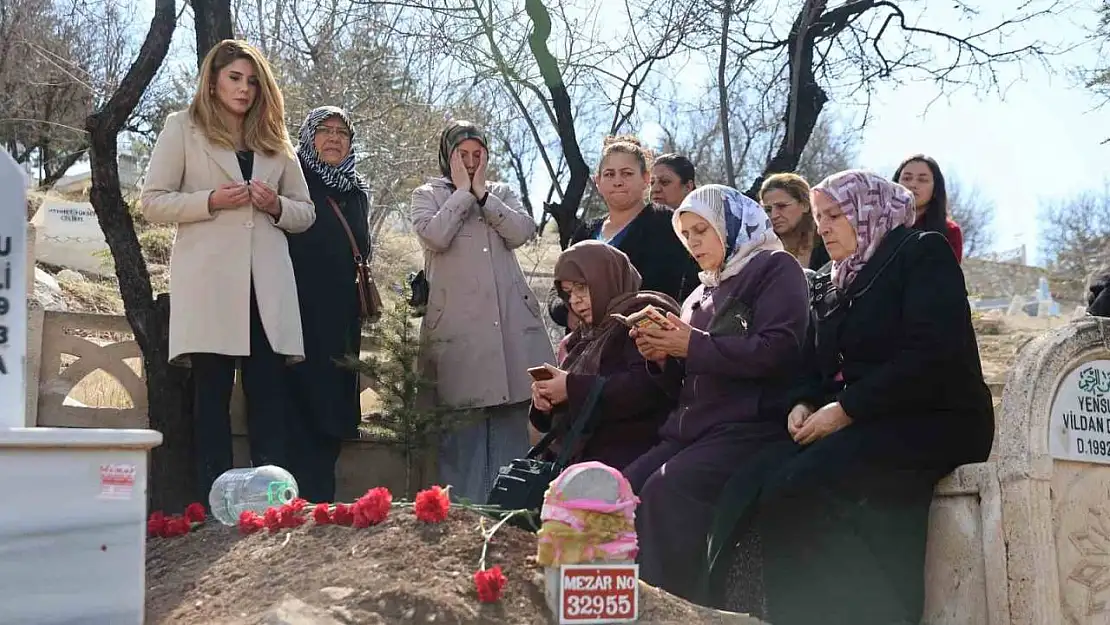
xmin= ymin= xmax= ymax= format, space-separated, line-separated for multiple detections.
xmin=791 ymin=401 xmax=853 ymax=446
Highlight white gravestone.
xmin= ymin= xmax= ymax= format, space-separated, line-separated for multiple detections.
xmin=988 ymin=317 xmax=1110 ymax=624
xmin=30 ymin=197 xmax=113 ymax=276
xmin=0 ymin=150 xmax=27 ymax=424
xmin=0 ymin=149 xmax=162 ymax=624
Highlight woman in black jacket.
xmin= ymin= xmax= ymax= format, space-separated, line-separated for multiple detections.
xmin=758 ymin=170 xmax=994 ymax=625
xmin=284 ymin=106 xmax=372 ymax=503
xmin=548 ymin=136 xmax=700 ymax=332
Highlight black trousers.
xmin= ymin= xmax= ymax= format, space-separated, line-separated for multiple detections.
xmin=757 ymin=419 xmax=949 ymax=625
xmin=285 ymin=412 xmax=344 ymax=503
xmin=191 ymin=285 xmax=289 ymax=504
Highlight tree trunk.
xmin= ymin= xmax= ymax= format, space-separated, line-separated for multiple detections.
xmin=523 ymin=0 xmax=591 ymax=250
xmin=717 ymin=0 xmax=736 ymax=189
xmin=38 ymin=147 xmax=87 ymax=190
xmin=746 ymin=0 xmax=829 ymax=200
xmin=84 ymin=0 xmax=191 ymax=511
xmin=193 ymin=0 xmax=234 ymax=64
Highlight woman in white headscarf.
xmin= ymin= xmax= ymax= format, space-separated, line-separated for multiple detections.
xmin=622 ymin=184 xmax=811 ymax=602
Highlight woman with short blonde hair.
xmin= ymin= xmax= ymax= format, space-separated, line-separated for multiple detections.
xmin=141 ymin=39 xmax=315 ymax=504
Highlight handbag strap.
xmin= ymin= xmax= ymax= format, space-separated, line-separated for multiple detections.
xmin=525 ymin=377 xmax=606 ymax=465
xmin=327 ymin=197 xmax=365 ymax=264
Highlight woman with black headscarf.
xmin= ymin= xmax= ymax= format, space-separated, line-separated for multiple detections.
xmin=410 ymin=120 xmax=555 ymax=503
xmin=284 ymin=106 xmax=371 ymax=503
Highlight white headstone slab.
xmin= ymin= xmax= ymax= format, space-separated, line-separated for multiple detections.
xmin=1049 ymin=359 xmax=1110 ymax=464
xmin=0 ymin=150 xmax=27 ymax=428
xmin=29 ymin=197 xmax=111 ymax=276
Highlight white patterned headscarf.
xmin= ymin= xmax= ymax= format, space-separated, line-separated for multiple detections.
xmin=812 ymin=169 xmax=916 ymax=290
xmin=296 ymin=106 xmax=369 ymax=194
xmin=672 ymin=184 xmax=783 ymax=287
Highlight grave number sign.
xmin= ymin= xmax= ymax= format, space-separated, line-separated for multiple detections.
xmin=0 ymin=150 xmax=27 ymax=423
xmin=558 ymin=564 xmax=638 ymax=624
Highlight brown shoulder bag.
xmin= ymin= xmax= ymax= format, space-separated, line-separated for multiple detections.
xmin=327 ymin=197 xmax=382 ymax=323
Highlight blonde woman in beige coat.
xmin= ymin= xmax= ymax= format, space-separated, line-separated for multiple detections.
xmin=411 ymin=120 xmax=555 ymax=502
xmin=140 ymin=40 xmax=315 ymax=504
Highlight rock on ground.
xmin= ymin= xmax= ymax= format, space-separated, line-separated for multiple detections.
xmin=146 ymin=509 xmax=762 ymax=625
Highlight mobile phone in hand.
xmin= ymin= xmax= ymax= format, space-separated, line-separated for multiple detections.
xmin=527 ymin=366 xmax=555 ymax=381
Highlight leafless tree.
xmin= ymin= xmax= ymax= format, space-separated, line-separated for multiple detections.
xmin=1042 ymin=184 xmax=1110 ymax=280
xmin=946 ymin=177 xmax=995 ymax=258
xmin=85 ymin=0 xmax=185 ymax=510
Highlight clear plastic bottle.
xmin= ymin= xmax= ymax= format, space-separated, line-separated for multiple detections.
xmin=208 ymin=465 xmax=299 ymax=526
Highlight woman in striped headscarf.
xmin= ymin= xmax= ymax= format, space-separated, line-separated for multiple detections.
xmin=284 ymin=106 xmax=372 ymax=503
xmin=755 ymin=170 xmax=993 ymax=625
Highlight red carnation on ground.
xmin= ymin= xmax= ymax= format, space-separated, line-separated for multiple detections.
xmin=263 ymin=507 xmax=283 ymax=533
xmin=238 ymin=511 xmax=265 ymax=534
xmin=184 ymin=502 xmax=206 ymax=524
xmin=162 ymin=516 xmax=191 ymax=537
xmin=147 ymin=511 xmax=166 ymax=538
xmin=414 ymin=485 xmax=450 ymax=523
xmin=313 ymin=503 xmax=332 ymax=525
xmin=278 ymin=504 xmax=307 ymax=529
xmin=332 ymin=502 xmax=355 ymax=526
xmin=353 ymin=487 xmax=392 ymax=528
xmin=289 ymin=498 xmax=308 ymax=513
xmin=474 ymin=566 xmax=507 ymax=603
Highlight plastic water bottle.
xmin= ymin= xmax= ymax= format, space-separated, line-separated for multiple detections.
xmin=208 ymin=465 xmax=299 ymax=526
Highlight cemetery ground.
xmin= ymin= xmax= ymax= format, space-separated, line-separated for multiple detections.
xmin=29 ymin=192 xmax=1064 ymax=622
xmin=145 ymin=507 xmax=761 ymax=624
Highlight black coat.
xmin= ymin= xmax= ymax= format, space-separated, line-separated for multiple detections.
xmin=549 ymin=203 xmax=701 ymax=328
xmin=794 ymin=226 xmax=994 ymax=468
xmin=285 ymin=164 xmax=371 ymax=439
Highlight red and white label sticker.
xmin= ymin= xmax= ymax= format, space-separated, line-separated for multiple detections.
xmin=98 ymin=463 xmax=136 ymax=500
xmin=558 ymin=564 xmax=639 ymax=624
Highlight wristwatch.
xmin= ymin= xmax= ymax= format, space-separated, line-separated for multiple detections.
xmin=477 ymin=191 xmax=490 ymax=207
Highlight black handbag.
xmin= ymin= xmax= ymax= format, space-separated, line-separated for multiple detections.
xmin=485 ymin=377 xmax=606 ymax=529
xmin=407 ymin=270 xmax=429 ymax=317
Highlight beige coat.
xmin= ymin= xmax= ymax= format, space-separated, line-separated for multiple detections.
xmin=411 ymin=178 xmax=555 ymax=409
xmin=140 ymin=111 xmax=316 ymax=364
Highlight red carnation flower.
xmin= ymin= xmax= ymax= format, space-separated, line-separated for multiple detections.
xmin=238 ymin=511 xmax=265 ymax=535
xmin=263 ymin=507 xmax=283 ymax=533
xmin=184 ymin=502 xmax=206 ymax=524
xmin=332 ymin=503 xmax=355 ymax=526
xmin=279 ymin=504 xmax=306 ymax=529
xmin=414 ymin=486 xmax=450 ymax=523
xmin=353 ymin=487 xmax=392 ymax=528
xmin=313 ymin=503 xmax=332 ymax=525
xmin=163 ymin=515 xmax=191 ymax=537
xmin=147 ymin=511 xmax=166 ymax=538
xmin=289 ymin=498 xmax=308 ymax=513
xmin=474 ymin=566 xmax=507 ymax=603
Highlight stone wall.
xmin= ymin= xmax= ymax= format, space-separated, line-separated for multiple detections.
xmin=962 ymin=258 xmax=1085 ymax=303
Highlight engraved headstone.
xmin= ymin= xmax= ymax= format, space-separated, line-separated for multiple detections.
xmin=0 ymin=150 xmax=27 ymax=428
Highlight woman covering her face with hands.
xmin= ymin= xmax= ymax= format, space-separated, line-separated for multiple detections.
xmin=139 ymin=39 xmax=315 ymax=504
xmin=621 ymin=184 xmax=810 ymax=603
xmin=409 ymin=120 xmax=554 ymax=504
xmin=756 ymin=170 xmax=993 ymax=625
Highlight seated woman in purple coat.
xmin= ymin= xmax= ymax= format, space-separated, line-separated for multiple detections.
xmin=529 ymin=240 xmax=681 ymax=470
xmin=623 ymin=184 xmax=811 ymax=601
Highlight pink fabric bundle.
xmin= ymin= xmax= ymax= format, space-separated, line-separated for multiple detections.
xmin=536 ymin=462 xmax=640 ymax=565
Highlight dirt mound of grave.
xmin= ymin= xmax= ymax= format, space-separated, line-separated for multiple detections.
xmin=145 ymin=507 xmax=761 ymax=625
